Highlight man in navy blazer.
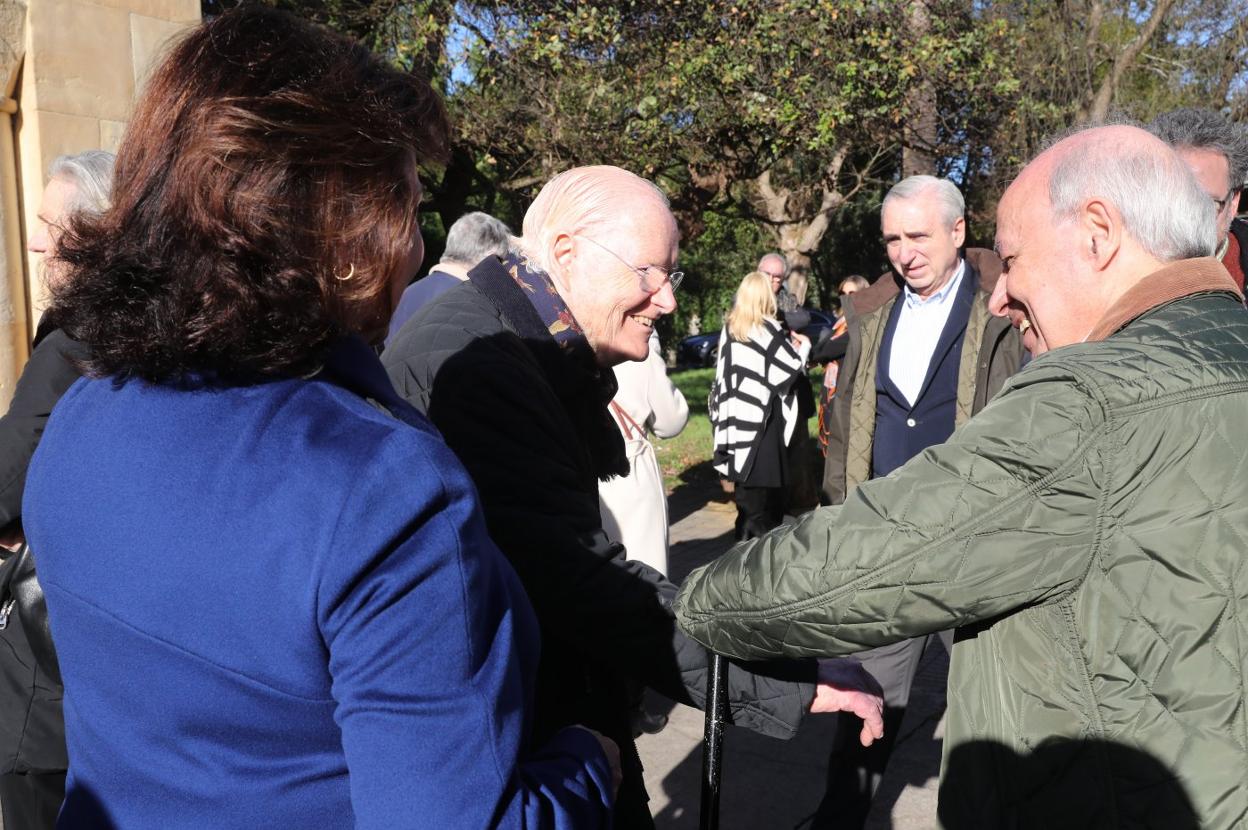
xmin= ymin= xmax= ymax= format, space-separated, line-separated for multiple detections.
xmin=814 ymin=175 xmax=1024 ymax=828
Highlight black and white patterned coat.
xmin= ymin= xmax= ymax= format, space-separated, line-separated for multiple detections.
xmin=709 ymin=319 xmax=809 ymax=480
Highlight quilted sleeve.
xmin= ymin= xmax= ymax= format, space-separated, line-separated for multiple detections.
xmin=676 ymin=364 xmax=1108 ymax=661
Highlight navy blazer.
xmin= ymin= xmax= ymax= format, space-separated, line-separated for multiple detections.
xmin=873 ymin=263 xmax=978 ymax=478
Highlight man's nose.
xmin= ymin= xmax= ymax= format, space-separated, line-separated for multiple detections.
xmin=987 ymin=274 xmax=1010 ymax=317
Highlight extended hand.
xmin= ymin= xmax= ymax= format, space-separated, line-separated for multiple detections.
xmin=810 ymin=658 xmax=885 ymax=747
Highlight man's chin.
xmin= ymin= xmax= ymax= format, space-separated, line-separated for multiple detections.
xmin=1022 ymin=326 xmax=1048 ymax=356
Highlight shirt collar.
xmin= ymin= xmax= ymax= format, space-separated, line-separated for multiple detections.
xmin=902 ymin=258 xmax=965 ymax=309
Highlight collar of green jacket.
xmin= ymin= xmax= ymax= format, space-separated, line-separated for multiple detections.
xmin=1086 ymin=257 xmax=1244 ymax=343
xmin=849 ymin=247 xmax=1003 ymax=317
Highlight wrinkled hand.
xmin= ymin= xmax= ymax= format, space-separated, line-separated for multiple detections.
xmin=810 ymin=658 xmax=885 ymax=747
xmin=579 ymin=727 xmax=622 ymax=798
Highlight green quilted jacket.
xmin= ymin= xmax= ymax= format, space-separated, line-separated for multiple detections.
xmin=677 ymin=259 xmax=1248 ymax=828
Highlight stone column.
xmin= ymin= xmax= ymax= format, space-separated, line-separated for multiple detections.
xmin=0 ymin=1 xmax=29 ymax=406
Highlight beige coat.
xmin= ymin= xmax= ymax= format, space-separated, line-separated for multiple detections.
xmin=598 ymin=334 xmax=688 ymax=575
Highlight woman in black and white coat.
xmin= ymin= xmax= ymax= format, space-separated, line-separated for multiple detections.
xmin=710 ymin=270 xmax=811 ymax=539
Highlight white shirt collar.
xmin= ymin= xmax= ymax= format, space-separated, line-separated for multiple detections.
xmin=901 ymin=259 xmax=965 ymax=310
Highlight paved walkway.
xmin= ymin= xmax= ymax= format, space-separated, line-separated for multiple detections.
xmin=638 ymin=490 xmax=945 ymax=829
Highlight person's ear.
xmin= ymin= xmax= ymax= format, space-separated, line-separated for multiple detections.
xmin=1082 ymin=198 xmax=1118 ymax=269
xmin=552 ymin=233 xmax=575 ymax=281
xmin=951 ymin=217 xmax=966 ymax=249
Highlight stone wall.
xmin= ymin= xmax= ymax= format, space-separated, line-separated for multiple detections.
xmin=0 ymin=0 xmax=199 ymax=405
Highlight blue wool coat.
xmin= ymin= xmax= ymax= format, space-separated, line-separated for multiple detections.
xmin=23 ymin=338 xmax=611 ymax=829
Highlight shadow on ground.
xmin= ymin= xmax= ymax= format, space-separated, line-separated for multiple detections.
xmin=667 ymin=460 xmax=726 ymax=527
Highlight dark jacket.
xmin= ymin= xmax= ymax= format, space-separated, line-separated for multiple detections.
xmin=383 ymin=256 xmax=816 ymax=829
xmin=25 ymin=336 xmax=612 ymax=828
xmin=0 ymin=321 xmax=86 ymax=775
xmin=822 ymin=248 xmax=1024 ymax=505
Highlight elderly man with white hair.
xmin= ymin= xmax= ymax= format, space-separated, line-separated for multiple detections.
xmin=677 ymin=125 xmax=1248 ymax=827
xmin=384 ymin=165 xmax=886 ymax=828
xmin=384 ymin=210 xmax=512 ymax=344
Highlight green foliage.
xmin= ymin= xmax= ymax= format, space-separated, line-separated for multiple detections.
xmin=256 ymin=0 xmax=1248 ymax=315
xmin=659 ymin=212 xmax=770 ymax=344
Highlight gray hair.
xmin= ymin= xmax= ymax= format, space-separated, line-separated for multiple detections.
xmin=1048 ymin=133 xmax=1215 ymax=261
xmin=442 ymin=211 xmax=512 ymax=266
xmin=1147 ymin=108 xmax=1248 ymax=191
xmin=758 ymin=252 xmax=788 ymax=276
xmin=48 ymin=150 xmax=116 ymax=216
xmin=882 ymin=175 xmax=964 ymax=229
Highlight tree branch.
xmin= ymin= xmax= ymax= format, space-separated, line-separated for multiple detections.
xmin=1083 ymin=0 xmax=1177 ymax=122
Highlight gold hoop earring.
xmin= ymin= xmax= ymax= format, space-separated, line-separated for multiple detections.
xmin=335 ymin=263 xmax=356 ymax=281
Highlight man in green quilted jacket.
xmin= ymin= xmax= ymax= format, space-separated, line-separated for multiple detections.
xmin=676 ymin=124 xmax=1247 ymax=829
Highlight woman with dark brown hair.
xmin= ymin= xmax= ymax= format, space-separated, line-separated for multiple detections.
xmin=21 ymin=7 xmax=615 ymax=828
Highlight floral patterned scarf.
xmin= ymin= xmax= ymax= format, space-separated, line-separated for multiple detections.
xmin=501 ymin=251 xmax=590 ymax=350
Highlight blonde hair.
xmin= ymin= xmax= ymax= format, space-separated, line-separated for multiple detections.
xmin=726 ymin=271 xmax=777 ymax=342
xmin=519 ymin=165 xmax=669 ymax=275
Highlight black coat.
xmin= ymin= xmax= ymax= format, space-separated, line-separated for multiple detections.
xmin=0 ymin=321 xmax=86 ymax=774
xmin=383 ymin=256 xmax=814 ymax=829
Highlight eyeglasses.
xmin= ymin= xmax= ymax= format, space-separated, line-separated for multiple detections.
xmin=577 ymin=235 xmax=683 ymax=294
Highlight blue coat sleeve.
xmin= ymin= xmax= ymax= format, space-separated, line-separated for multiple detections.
xmin=316 ymin=425 xmax=613 ymax=829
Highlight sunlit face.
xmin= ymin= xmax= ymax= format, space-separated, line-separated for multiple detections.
xmin=881 ymin=193 xmax=965 ymax=298
xmin=560 ymin=201 xmax=679 ymax=367
xmin=1175 ymin=146 xmax=1238 ymax=246
xmin=27 ymin=177 xmax=77 ymax=286
xmin=838 ymin=280 xmax=862 ymax=296
xmin=759 ymin=257 xmax=786 ymax=293
xmin=989 ymin=176 xmax=1085 ymax=356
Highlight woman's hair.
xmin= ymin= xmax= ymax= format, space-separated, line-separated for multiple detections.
xmin=838 ymin=274 xmax=869 ymax=294
xmin=726 ymin=271 xmax=777 ymax=343
xmin=49 ymin=151 xmax=116 ymax=216
xmin=51 ymin=6 xmax=449 ymax=383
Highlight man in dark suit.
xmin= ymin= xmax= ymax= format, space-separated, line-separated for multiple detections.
xmin=815 ymin=175 xmax=1024 ymax=828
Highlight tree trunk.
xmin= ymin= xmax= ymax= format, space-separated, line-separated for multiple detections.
xmin=753 ymin=148 xmax=854 ymax=307
xmin=902 ymin=0 xmax=938 ymax=178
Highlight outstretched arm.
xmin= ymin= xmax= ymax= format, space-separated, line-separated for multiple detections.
xmin=677 ymin=366 xmax=1105 ymax=662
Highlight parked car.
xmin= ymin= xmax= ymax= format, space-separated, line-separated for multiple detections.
xmin=676 ymin=309 xmax=836 ymax=368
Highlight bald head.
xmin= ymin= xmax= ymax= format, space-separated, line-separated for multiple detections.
xmin=521 ymin=165 xmax=674 ymax=273
xmin=991 ymin=125 xmax=1215 ymax=355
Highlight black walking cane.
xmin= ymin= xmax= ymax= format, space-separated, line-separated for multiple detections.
xmin=699 ymin=652 xmax=729 ymax=830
